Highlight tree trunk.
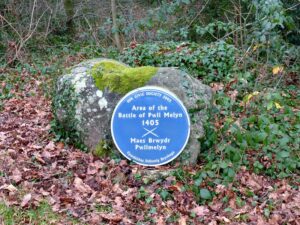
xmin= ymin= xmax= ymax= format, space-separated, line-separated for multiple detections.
xmin=64 ymin=0 xmax=75 ymax=34
xmin=111 ymin=0 xmax=122 ymax=51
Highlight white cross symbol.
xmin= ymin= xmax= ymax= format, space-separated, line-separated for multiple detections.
xmin=142 ymin=127 xmax=159 ymax=137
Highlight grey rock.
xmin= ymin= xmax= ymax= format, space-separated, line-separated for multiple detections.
xmin=147 ymin=68 xmax=212 ymax=164
xmin=55 ymin=58 xmax=123 ymax=151
xmin=54 ymin=58 xmax=212 ymax=165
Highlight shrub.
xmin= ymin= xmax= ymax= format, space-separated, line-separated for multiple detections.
xmin=120 ymin=41 xmax=237 ymax=83
xmin=120 ymin=41 xmax=300 ymax=180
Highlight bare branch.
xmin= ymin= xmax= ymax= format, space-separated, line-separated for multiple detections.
xmin=188 ymin=0 xmax=210 ymax=28
xmin=0 ymin=14 xmax=22 ymax=40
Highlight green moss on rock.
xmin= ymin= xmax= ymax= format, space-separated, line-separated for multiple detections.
xmin=90 ymin=60 xmax=158 ymax=94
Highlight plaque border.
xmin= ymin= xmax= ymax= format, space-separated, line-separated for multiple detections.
xmin=111 ymin=86 xmax=191 ymax=166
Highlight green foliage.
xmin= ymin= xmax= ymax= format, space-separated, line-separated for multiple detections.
xmin=0 ymin=72 xmax=15 ymax=107
xmin=201 ymin=87 xmax=300 ymax=179
xmin=120 ymin=41 xmax=237 ymax=82
xmin=247 ymin=0 xmax=298 ymax=65
xmin=51 ymin=79 xmax=87 ymax=151
xmin=199 ymin=188 xmax=212 ymax=200
xmin=252 ymin=0 xmax=291 ymax=42
xmin=137 ymin=186 xmax=149 ymax=200
xmin=156 ymin=188 xmax=172 ymax=201
xmin=95 ymin=204 xmax=113 ymax=213
xmin=120 ymin=0 xmax=200 ymax=41
xmin=120 ymin=37 xmax=299 ymax=181
xmin=196 ymin=21 xmax=238 ymax=40
xmin=282 ymin=1 xmax=300 ymax=45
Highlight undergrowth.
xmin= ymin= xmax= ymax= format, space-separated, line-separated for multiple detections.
xmin=1 ymin=34 xmax=299 ymax=186
xmin=120 ymin=40 xmax=300 ymax=183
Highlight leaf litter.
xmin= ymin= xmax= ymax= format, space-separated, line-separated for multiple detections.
xmin=0 ymin=78 xmax=299 ymax=224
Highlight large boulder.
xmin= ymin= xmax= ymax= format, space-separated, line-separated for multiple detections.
xmin=53 ymin=58 xmax=212 ymax=164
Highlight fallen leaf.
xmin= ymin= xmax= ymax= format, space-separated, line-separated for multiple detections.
xmin=56 ymin=142 xmax=65 ymax=149
xmin=21 ymin=193 xmax=32 ymax=207
xmin=274 ymin=102 xmax=282 ymax=109
xmin=191 ymin=205 xmax=209 ymax=217
xmin=217 ymin=216 xmax=230 ymax=223
xmin=89 ymin=212 xmax=102 ymax=224
xmin=99 ymin=213 xmax=122 ymax=222
xmin=247 ymin=177 xmax=262 ymax=191
xmin=228 ymin=90 xmax=238 ymax=101
xmin=87 ymin=164 xmax=98 ymax=175
xmin=211 ymin=82 xmax=224 ymax=92
xmin=0 ymin=184 xmax=18 ymax=193
xmin=256 ymin=215 xmax=266 ymax=225
xmin=168 ymin=183 xmax=182 ymax=192
xmin=243 ymin=91 xmax=259 ymax=104
xmin=178 ymin=216 xmax=187 ymax=225
xmin=209 ymin=202 xmax=223 ymax=211
xmin=114 ymin=196 xmax=123 ymax=207
xmin=45 ymin=141 xmax=55 ymax=150
xmin=42 ymin=150 xmax=52 ymax=159
xmin=73 ymin=177 xmax=92 ymax=193
xmin=33 ymin=152 xmax=46 ymax=164
xmin=269 ymin=214 xmax=282 ymax=225
xmin=156 ymin=216 xmax=165 ymax=225
xmin=272 ymin=66 xmax=284 ymax=75
xmin=10 ymin=168 xmax=22 ymax=183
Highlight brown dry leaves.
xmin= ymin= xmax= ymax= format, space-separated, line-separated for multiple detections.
xmin=0 ymin=82 xmax=299 ymax=224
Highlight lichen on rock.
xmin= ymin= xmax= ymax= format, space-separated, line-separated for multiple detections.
xmin=90 ymin=60 xmax=158 ymax=94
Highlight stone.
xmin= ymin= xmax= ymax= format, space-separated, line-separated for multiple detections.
xmin=54 ymin=58 xmax=212 ymax=165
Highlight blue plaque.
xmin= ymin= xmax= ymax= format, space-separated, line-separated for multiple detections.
xmin=111 ymin=86 xmax=190 ymax=166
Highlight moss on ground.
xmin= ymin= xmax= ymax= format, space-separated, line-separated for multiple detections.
xmin=90 ymin=60 xmax=158 ymax=94
xmin=93 ymin=140 xmax=110 ymax=157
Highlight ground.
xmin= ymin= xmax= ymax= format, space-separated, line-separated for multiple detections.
xmin=0 ymin=67 xmax=299 ymax=225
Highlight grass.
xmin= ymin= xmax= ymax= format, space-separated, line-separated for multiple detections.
xmin=0 ymin=201 xmax=79 ymax=225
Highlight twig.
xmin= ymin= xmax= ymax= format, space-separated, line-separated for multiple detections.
xmin=29 ymin=0 xmax=37 ymax=32
xmin=188 ymin=0 xmax=210 ymax=28
xmin=43 ymin=0 xmax=53 ymax=37
xmin=275 ymin=73 xmax=284 ymax=89
xmin=1 ymin=2 xmax=49 ymax=67
xmin=83 ymin=15 xmax=100 ymax=45
xmin=285 ymin=2 xmax=300 ymax=11
xmin=0 ymin=14 xmax=22 ymax=40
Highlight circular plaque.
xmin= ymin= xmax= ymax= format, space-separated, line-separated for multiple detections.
xmin=111 ymin=86 xmax=190 ymax=166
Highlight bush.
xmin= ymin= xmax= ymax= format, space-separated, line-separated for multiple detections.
xmin=202 ymin=89 xmax=300 ymax=179
xmin=120 ymin=41 xmax=237 ymax=82
xmin=120 ymin=41 xmax=300 ymax=180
